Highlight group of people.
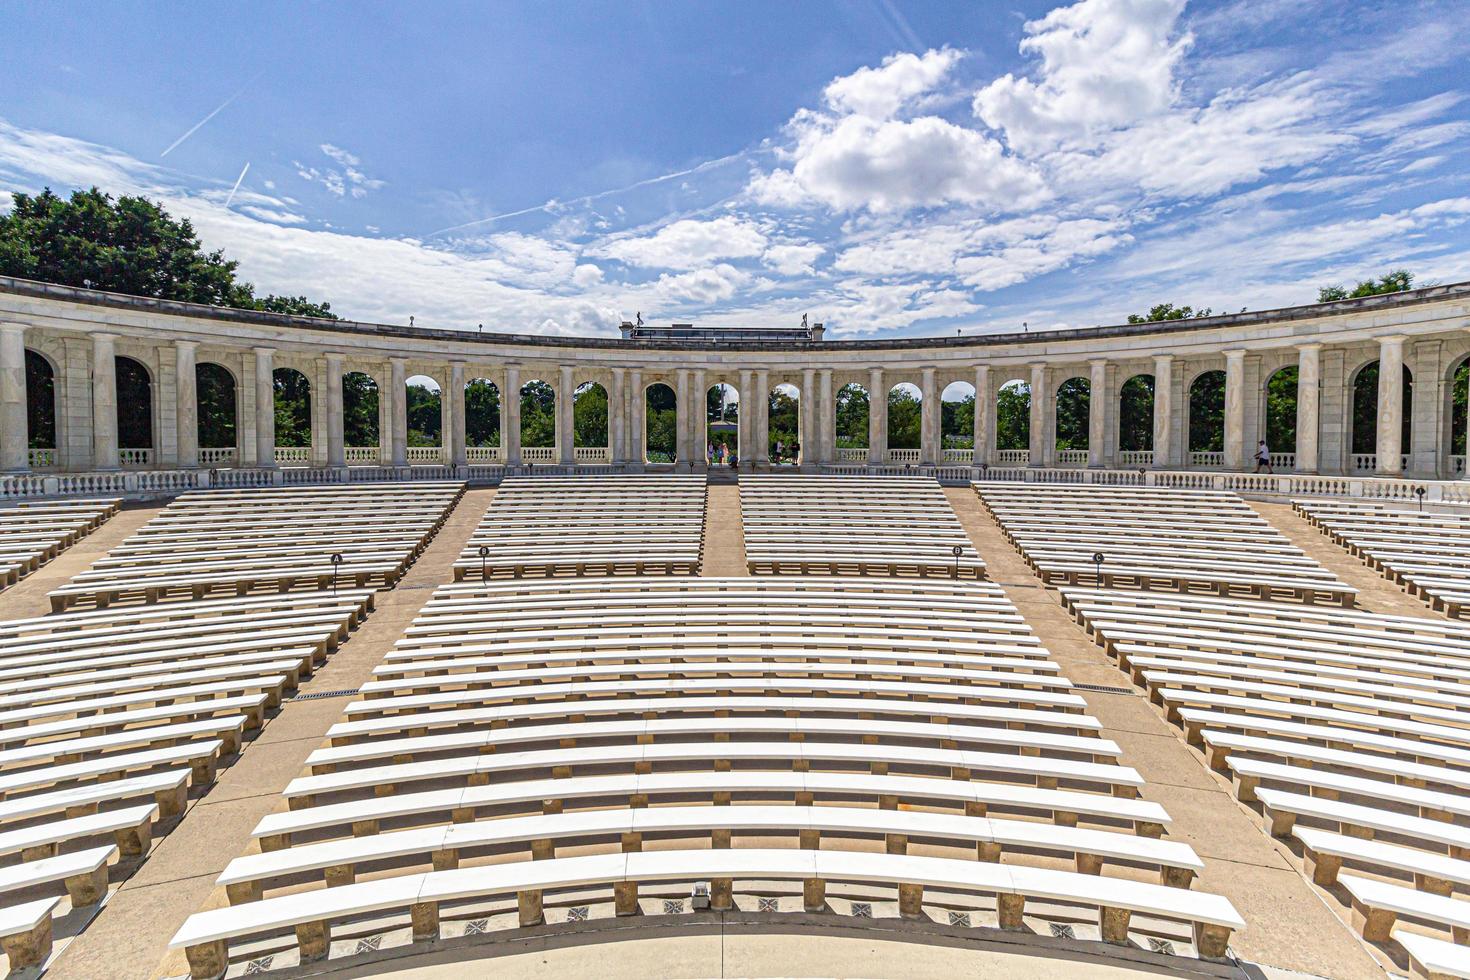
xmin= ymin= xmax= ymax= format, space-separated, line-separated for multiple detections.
xmin=704 ymin=441 xmax=801 ymax=466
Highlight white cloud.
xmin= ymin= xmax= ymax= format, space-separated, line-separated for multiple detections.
xmin=974 ymin=0 xmax=1190 ymax=154
xmin=652 ymin=263 xmax=751 ymax=305
xmin=762 ymin=242 xmax=824 ymax=276
xmin=824 ymin=48 xmax=961 ymax=120
xmin=572 ymin=263 xmax=604 ymax=287
xmin=295 ymin=143 xmax=385 ymax=199
xmin=600 ymin=215 xmax=767 ymax=269
xmin=751 ymin=113 xmax=1046 ymax=212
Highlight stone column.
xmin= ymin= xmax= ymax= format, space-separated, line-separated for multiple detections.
xmin=973 ymin=365 xmax=991 ymax=467
xmin=171 ymin=341 xmax=198 ymax=468
xmin=1 ymin=325 xmax=28 ymax=472
xmin=691 ymin=368 xmax=707 ymax=470
xmin=674 ymin=368 xmax=691 ymax=468
xmin=1152 ymin=355 xmax=1173 ymax=469
xmin=1087 ymin=359 xmax=1107 ymax=468
xmin=1295 ymin=344 xmax=1320 ymax=473
xmin=817 ymin=368 xmax=834 ymax=465
xmin=610 ymin=367 xmax=626 ymax=464
xmin=1224 ymin=349 xmax=1246 ymax=469
xmin=558 ymin=365 xmax=575 ymax=465
xmin=324 ymin=354 xmax=346 ymax=468
xmin=1028 ymin=364 xmax=1045 ymax=467
xmin=629 ymin=369 xmax=644 ymax=468
xmin=448 ymin=362 xmax=466 ymax=468
xmin=754 ymin=369 xmax=770 ymax=466
xmin=389 ymin=358 xmax=408 ymax=467
xmin=738 ymin=369 xmax=754 ymax=470
xmin=920 ymin=367 xmax=939 ymax=466
xmin=868 ymin=367 xmax=885 ymax=464
xmin=504 ymin=366 xmax=522 ymax=465
xmin=252 ymin=346 xmax=274 ymax=470
xmin=1376 ymin=334 xmax=1405 ymax=475
xmin=800 ymin=367 xmax=816 ymax=470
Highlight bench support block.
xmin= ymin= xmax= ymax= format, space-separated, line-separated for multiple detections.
xmin=296 ymin=920 xmax=330 ymax=963
xmin=184 ymin=939 xmax=227 ymax=980
xmin=1 ymin=915 xmax=53 ymax=971
xmin=803 ymin=878 xmax=825 ymax=913
xmin=1193 ymin=922 xmax=1232 ymax=960
xmin=1099 ymin=906 xmax=1131 ymax=944
xmin=711 ymin=878 xmax=733 ymax=911
xmin=65 ymin=865 xmax=109 ymax=907
xmin=518 ymin=889 xmax=544 ymax=927
xmin=615 ymin=881 xmax=638 ymax=916
xmin=898 ymin=883 xmax=923 ymax=919
xmin=1350 ymin=902 xmax=1395 ymax=943
xmin=411 ymin=901 xmax=439 ymax=942
xmin=997 ymin=893 xmax=1025 ymax=930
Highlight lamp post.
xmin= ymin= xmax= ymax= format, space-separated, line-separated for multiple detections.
xmin=329 ymin=552 xmax=342 ymax=595
xmin=952 ymin=544 xmax=963 ymax=579
xmin=1092 ymin=551 xmax=1104 ymax=586
xmin=1415 ymin=485 xmax=1426 ymax=513
xmin=478 ymin=544 xmax=490 ymax=582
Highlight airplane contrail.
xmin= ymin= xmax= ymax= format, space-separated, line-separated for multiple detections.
xmin=223 ymin=162 xmax=250 ymax=207
xmin=426 ymin=149 xmax=754 ymax=238
xmin=161 ymin=70 xmax=266 ymax=157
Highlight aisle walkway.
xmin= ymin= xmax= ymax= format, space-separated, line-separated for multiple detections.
xmin=45 ymin=489 xmax=496 ymax=980
xmin=944 ymin=488 xmax=1385 ymax=980
xmin=701 ymin=483 xmax=747 ymax=576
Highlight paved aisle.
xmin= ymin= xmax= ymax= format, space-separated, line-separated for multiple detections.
xmin=43 ymin=489 xmax=497 ymax=980
xmin=701 ymin=483 xmax=747 ymax=576
xmin=944 ymin=488 xmax=1386 ymax=980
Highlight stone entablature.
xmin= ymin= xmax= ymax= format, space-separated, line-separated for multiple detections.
xmin=2 ymin=274 xmax=1468 ymax=479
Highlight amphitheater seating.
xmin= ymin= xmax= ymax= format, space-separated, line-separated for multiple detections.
xmin=0 ymin=498 xmax=120 ymax=592
xmin=740 ymin=476 xmax=984 ymax=578
xmin=1063 ymin=587 xmax=1470 ymax=959
xmin=48 ymin=484 xmax=463 ymax=611
xmin=170 ymin=577 xmax=1242 ymax=977
xmin=452 ymin=475 xmax=705 ymax=579
xmin=0 ymin=590 xmax=373 ymax=960
xmin=1295 ymin=499 xmax=1470 ymax=618
xmin=978 ymin=484 xmax=1353 ymax=605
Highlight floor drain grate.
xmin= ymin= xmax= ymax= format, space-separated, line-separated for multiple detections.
xmin=245 ymin=956 xmax=274 ymax=974
xmin=287 ymin=688 xmax=359 ymax=701
xmin=1072 ymin=683 xmax=1137 ymax=695
xmin=1147 ymin=938 xmax=1176 ymax=955
xmin=947 ymin=911 xmax=971 ymax=927
xmin=850 ymin=902 xmax=872 ymax=918
xmin=758 ymin=897 xmax=780 ymax=912
xmin=567 ymin=906 xmax=589 ymax=922
xmin=663 ymin=899 xmax=685 ymax=914
xmin=355 ymin=936 xmax=382 ymax=953
xmin=1049 ymin=923 xmax=1076 ymax=939
xmin=465 ymin=919 xmax=488 ymax=935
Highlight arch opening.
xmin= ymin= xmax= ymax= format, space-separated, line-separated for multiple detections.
xmin=520 ymin=380 xmax=555 ymax=451
xmin=465 ymin=378 xmax=500 ymax=456
xmin=706 ymin=384 xmax=738 ymax=466
xmin=1119 ymin=374 xmax=1154 ymax=457
xmin=835 ymin=383 xmax=868 ymax=456
xmin=573 ymin=382 xmax=608 ymax=453
xmin=1188 ymin=370 xmax=1225 ymax=461
xmin=1055 ymin=377 xmax=1090 ymax=456
xmin=887 ymin=382 xmax=920 ymax=452
xmin=1264 ymin=366 xmax=1298 ymax=460
xmin=344 ymin=372 xmax=381 ymax=461
xmin=996 ymin=379 xmax=1030 ymax=455
xmin=405 ymin=375 xmax=442 ymax=457
xmin=272 ymin=367 xmax=311 ymax=452
xmin=1450 ymin=358 xmax=1468 ymax=476
xmin=941 ymin=382 xmax=975 ymax=458
xmin=645 ymin=382 xmax=677 ymax=464
xmin=769 ymin=383 xmax=799 ymax=464
xmin=117 ymin=355 xmax=153 ymax=464
xmin=24 ymin=350 xmax=56 ymax=463
xmin=196 ymin=362 xmax=237 ymax=463
xmin=1350 ymin=361 xmax=1413 ymax=467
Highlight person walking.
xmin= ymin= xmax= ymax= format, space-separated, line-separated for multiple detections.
xmin=1254 ymin=440 xmax=1273 ymax=473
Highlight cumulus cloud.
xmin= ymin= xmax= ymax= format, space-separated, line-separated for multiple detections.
xmin=824 ymin=48 xmax=961 ymax=120
xmin=600 ymin=215 xmax=767 ymax=269
xmin=762 ymin=242 xmax=824 ymax=276
xmin=974 ymin=0 xmax=1189 ymax=154
xmin=652 ymin=263 xmax=751 ymax=304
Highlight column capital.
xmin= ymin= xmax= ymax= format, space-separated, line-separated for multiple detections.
xmin=1223 ymin=348 xmax=1247 ymax=360
xmin=1153 ymin=353 xmax=1173 ymax=366
xmin=324 ymin=351 xmax=346 ymax=364
xmin=93 ymin=331 xmax=117 ymax=344
xmin=389 ymin=355 xmax=408 ymax=365
xmin=449 ymin=358 xmax=466 ymax=368
xmin=1088 ymin=357 xmax=1107 ymax=368
xmin=252 ymin=345 xmax=274 ymax=356
xmin=1378 ymin=333 xmax=1407 ymax=347
xmin=174 ymin=339 xmax=198 ymax=350
xmin=0 ymin=323 xmax=23 ymax=336
xmin=1295 ymin=342 xmax=1323 ymax=352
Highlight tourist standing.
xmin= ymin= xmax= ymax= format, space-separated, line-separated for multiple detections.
xmin=1254 ymin=440 xmax=1272 ymax=473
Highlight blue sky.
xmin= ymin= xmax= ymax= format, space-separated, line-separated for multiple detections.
xmin=2 ymin=0 xmax=1468 ymax=337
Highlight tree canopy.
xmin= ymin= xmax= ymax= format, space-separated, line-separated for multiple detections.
xmin=1127 ymin=303 xmax=1212 ymax=323
xmin=1318 ymin=269 xmax=1415 ymax=303
xmin=0 ymin=187 xmax=337 ymax=318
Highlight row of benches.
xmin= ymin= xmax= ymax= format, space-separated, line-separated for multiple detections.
xmin=169 ymin=577 xmax=1240 ymax=977
xmin=0 ymin=589 xmax=376 ymax=970
xmin=977 ymin=483 xmax=1355 ymax=606
xmin=1062 ymin=587 xmax=1470 ymax=977
xmin=740 ymin=476 xmax=985 ymax=579
xmin=49 ymin=484 xmax=464 ymax=611
xmin=1295 ymin=499 xmax=1470 ymax=619
xmin=453 ymin=476 xmax=706 ymax=579
xmin=0 ymin=498 xmax=120 ymax=593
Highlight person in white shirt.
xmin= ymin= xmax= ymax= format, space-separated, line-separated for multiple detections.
xmin=1254 ymin=440 xmax=1273 ymax=473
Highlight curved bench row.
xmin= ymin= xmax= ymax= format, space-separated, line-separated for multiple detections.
xmin=0 ymin=498 xmax=120 ymax=593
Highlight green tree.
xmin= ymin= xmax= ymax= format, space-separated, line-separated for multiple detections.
xmin=887 ymin=387 xmax=920 ymax=450
xmin=1055 ymin=378 xmax=1089 ymax=451
xmin=768 ymin=389 xmax=798 ymax=460
xmin=0 ymin=187 xmax=337 ymax=316
xmin=273 ymin=369 xmax=311 ymax=448
xmin=1188 ymin=371 xmax=1225 ymax=453
xmin=520 ymin=380 xmax=556 ymax=448
xmin=835 ymin=384 xmax=868 ymax=448
xmin=195 ymin=363 xmax=236 ymax=449
xmin=1264 ymin=367 xmax=1298 ymax=452
xmin=465 ymin=379 xmax=500 ymax=447
xmin=645 ymin=383 xmax=677 ymax=462
xmin=996 ymin=382 xmax=1029 ymax=451
xmin=1127 ymin=303 xmax=1212 ymax=323
xmin=1451 ymin=361 xmax=1468 ymax=456
xmin=573 ymin=383 xmax=608 ymax=448
xmin=405 ymin=382 xmax=441 ymax=447
xmin=942 ymin=393 xmax=974 ymax=448
xmin=343 ymin=373 xmax=380 ymax=448
xmin=1319 ymin=269 xmax=1415 ymax=303
xmin=1119 ymin=375 xmax=1154 ymax=453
